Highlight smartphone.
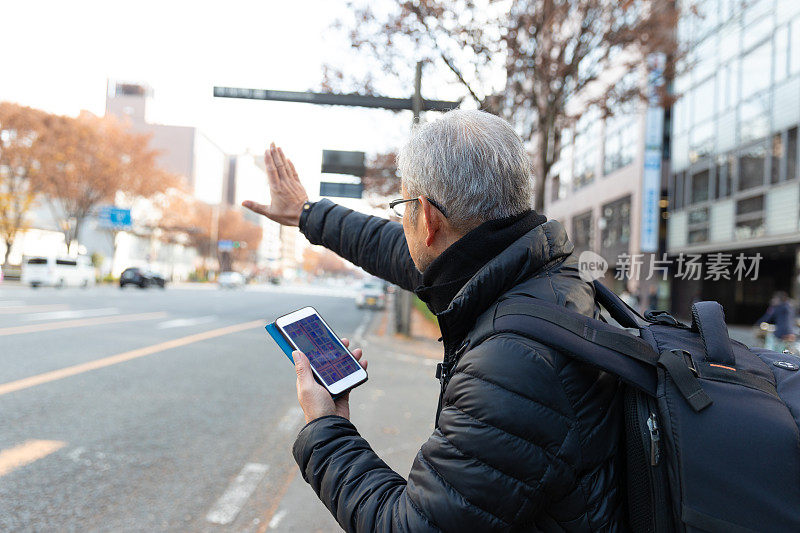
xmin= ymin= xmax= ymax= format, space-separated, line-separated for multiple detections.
xmin=275 ymin=306 xmax=368 ymax=396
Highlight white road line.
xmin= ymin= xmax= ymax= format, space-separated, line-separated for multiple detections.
xmin=24 ymin=307 xmax=119 ymax=321
xmin=352 ymin=311 xmax=372 ymax=344
xmin=268 ymin=509 xmax=288 ymax=529
xmin=0 ymin=300 xmax=25 ymax=308
xmin=277 ymin=406 xmax=304 ymax=434
xmin=205 ymin=463 xmax=269 ymax=525
xmin=0 ymin=439 xmax=67 ymax=477
xmin=156 ymin=315 xmax=216 ymax=329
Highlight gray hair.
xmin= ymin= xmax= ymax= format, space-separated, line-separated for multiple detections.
xmin=397 ymin=109 xmax=534 ymax=231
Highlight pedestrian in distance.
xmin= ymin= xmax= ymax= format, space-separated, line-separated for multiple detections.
xmin=756 ymin=291 xmax=798 ymax=354
xmin=244 ymin=110 xmax=624 ymax=531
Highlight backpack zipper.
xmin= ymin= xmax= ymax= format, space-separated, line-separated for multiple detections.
xmin=647 ymin=413 xmax=661 ymax=466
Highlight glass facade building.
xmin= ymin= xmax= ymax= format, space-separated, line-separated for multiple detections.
xmin=667 ymin=0 xmax=800 ymax=321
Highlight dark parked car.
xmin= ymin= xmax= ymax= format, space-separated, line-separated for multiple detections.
xmin=119 ymin=267 xmax=166 ymax=289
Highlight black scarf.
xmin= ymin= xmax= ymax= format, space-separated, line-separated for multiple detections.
xmin=414 ymin=209 xmax=547 ymax=315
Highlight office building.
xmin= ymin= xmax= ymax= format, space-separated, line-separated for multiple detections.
xmin=667 ymin=0 xmax=800 ymax=321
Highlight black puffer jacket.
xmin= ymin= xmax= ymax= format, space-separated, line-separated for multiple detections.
xmin=294 ymin=199 xmax=625 ymax=531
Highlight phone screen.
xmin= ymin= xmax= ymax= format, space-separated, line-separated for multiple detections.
xmin=281 ymin=314 xmax=361 ymax=386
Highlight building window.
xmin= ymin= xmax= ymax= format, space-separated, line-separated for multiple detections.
xmin=674 ymin=172 xmax=685 ymax=210
xmin=604 ymin=112 xmax=637 ymax=175
xmin=716 ymin=154 xmax=733 ymax=198
xmin=551 ymin=174 xmax=561 ymax=202
xmin=788 ymin=127 xmax=798 ymax=180
xmin=739 ymin=94 xmax=770 ymax=143
xmin=776 ymin=24 xmax=790 ymax=83
xmin=740 ymin=42 xmax=772 ymax=100
xmin=687 ymin=206 xmax=710 ymax=243
xmin=601 ymin=196 xmax=631 ymax=250
xmin=791 ymin=17 xmax=800 ymax=75
xmin=573 ymin=108 xmax=600 ymax=190
xmin=690 ymin=121 xmax=715 ymax=160
xmin=738 ymin=143 xmax=767 ymax=191
xmin=735 ymin=194 xmax=766 ymax=239
xmin=571 ymin=211 xmax=593 ymax=254
xmin=772 ymin=133 xmax=784 ymax=184
xmin=692 ymin=77 xmax=715 ymax=126
xmin=690 ymin=168 xmax=711 ymax=204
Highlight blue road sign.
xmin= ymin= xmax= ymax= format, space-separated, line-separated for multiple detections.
xmin=98 ymin=206 xmax=132 ymax=230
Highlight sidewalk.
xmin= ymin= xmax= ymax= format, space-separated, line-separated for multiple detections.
xmin=263 ymin=307 xmax=444 ymax=532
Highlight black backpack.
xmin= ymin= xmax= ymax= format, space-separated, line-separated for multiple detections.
xmin=491 ymin=281 xmax=800 ymax=532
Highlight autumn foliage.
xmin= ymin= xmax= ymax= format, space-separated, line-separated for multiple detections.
xmin=35 ymin=110 xmax=175 ymax=248
xmin=0 ymin=103 xmax=48 ymax=263
xmin=154 ymin=187 xmax=262 ymax=270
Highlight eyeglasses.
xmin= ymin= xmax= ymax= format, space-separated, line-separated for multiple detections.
xmin=389 ymin=197 xmax=448 ymax=218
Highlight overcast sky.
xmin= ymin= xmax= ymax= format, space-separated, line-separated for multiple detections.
xmin=3 ymin=0 xmax=452 ymax=207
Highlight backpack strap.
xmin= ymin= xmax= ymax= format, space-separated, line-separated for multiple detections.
xmin=495 ymin=299 xmax=714 ymax=412
xmin=691 ymin=301 xmax=736 ymax=366
xmin=593 ymin=280 xmax=647 ymax=328
xmin=495 ymin=300 xmax=658 ymax=395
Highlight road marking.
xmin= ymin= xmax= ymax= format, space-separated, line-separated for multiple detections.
xmin=0 ymin=439 xmax=67 ymax=477
xmin=24 ymin=307 xmax=119 ymax=321
xmin=0 ymin=311 xmax=167 ymax=337
xmin=0 ymin=300 xmax=25 ymax=308
xmin=206 ymin=463 xmax=270 ymax=525
xmin=0 ymin=304 xmax=69 ymax=314
xmin=156 ymin=315 xmax=216 ymax=329
xmin=352 ymin=311 xmax=372 ymax=344
xmin=268 ymin=509 xmax=287 ymax=529
xmin=0 ymin=319 xmax=263 ymax=396
xmin=277 ymin=406 xmax=304 ymax=434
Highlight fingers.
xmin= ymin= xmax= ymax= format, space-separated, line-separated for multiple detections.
xmin=287 ymin=158 xmax=300 ymax=182
xmin=293 ymin=350 xmax=315 ymax=388
xmin=272 ymin=144 xmax=291 ymax=183
xmin=350 ymin=348 xmax=367 ymax=370
xmin=242 ymin=200 xmax=269 ymax=216
xmin=340 ymin=338 xmax=367 ymax=369
xmin=264 ymin=143 xmax=281 ymax=190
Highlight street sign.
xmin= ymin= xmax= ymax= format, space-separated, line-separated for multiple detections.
xmin=213 ymin=87 xmax=461 ymax=112
xmin=321 ymin=150 xmax=365 ymax=176
xmin=218 ymin=240 xmax=246 ymax=251
xmin=320 ymin=182 xmax=363 ymax=199
xmin=641 ymin=53 xmax=666 ymax=253
xmin=97 ymin=206 xmax=132 ymax=230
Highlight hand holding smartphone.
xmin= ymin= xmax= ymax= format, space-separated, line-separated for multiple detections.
xmin=270 ymin=306 xmax=368 ymax=397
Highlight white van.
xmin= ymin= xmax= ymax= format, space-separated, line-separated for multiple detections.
xmin=22 ymin=256 xmax=96 ymax=288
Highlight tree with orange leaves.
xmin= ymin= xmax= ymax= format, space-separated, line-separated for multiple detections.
xmin=217 ymin=208 xmax=263 ymax=271
xmin=36 ymin=111 xmax=174 ymax=251
xmin=0 ymin=102 xmax=48 ymax=264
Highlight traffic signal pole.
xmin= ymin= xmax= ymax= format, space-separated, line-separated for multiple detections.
xmin=394 ymin=62 xmax=425 ymax=336
xmin=214 ymin=61 xmax=457 ymax=335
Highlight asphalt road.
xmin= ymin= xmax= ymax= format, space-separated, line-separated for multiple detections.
xmin=0 ymin=282 xmax=440 ymax=532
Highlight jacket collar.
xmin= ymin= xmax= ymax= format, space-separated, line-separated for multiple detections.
xmin=433 ymin=219 xmax=574 ymax=348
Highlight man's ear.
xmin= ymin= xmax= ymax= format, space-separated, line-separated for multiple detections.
xmin=418 ymin=196 xmax=441 ymax=247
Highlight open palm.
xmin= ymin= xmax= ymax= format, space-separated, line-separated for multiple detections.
xmin=242 ymin=142 xmax=308 ymax=226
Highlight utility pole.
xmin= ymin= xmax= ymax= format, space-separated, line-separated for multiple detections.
xmin=214 ymin=61 xmax=457 ymax=334
xmin=394 ymin=61 xmax=425 ymax=336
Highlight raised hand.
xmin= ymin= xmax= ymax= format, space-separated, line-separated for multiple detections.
xmin=242 ymin=142 xmax=309 ymax=226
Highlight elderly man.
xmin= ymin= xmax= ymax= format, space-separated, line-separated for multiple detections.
xmin=244 ymin=110 xmax=623 ymax=531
